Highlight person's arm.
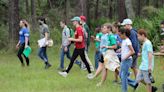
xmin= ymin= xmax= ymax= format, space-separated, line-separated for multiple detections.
xmin=25 ymin=37 xmax=29 ymax=48
xmin=16 ymin=41 xmax=20 ymax=49
xmin=105 ymin=44 xmax=117 ymax=49
xmin=148 ymin=51 xmax=153 ymax=72
xmin=123 ymin=45 xmax=135 ymax=60
xmin=68 ymin=36 xmax=83 ymax=42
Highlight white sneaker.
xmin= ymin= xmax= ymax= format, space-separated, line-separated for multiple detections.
xmin=87 ymin=73 xmax=94 ymax=79
xmin=87 ymin=74 xmax=95 ymax=80
xmin=58 ymin=71 xmax=68 ymax=77
xmin=90 ymin=66 xmax=95 ymax=71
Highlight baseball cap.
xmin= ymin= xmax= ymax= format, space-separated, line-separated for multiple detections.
xmin=71 ymin=16 xmax=81 ymax=22
xmin=121 ymin=18 xmax=133 ymax=25
xmin=80 ymin=16 xmax=86 ymax=22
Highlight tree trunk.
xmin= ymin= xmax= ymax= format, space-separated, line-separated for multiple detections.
xmin=108 ymin=0 xmax=113 ymax=19
xmin=94 ymin=0 xmax=99 ymax=19
xmin=8 ymin=0 xmax=19 ymax=49
xmin=37 ymin=0 xmax=41 ymax=8
xmin=137 ymin=0 xmax=141 ymax=16
xmin=86 ymin=0 xmax=90 ymax=27
xmin=118 ymin=0 xmax=127 ymax=22
xmin=25 ymin=0 xmax=29 ymax=15
xmin=80 ymin=0 xmax=87 ymax=16
xmin=64 ymin=0 xmax=68 ymax=24
xmin=125 ymin=0 xmax=135 ymax=19
xmin=31 ymin=0 xmax=36 ymax=31
xmin=47 ymin=0 xmax=52 ymax=9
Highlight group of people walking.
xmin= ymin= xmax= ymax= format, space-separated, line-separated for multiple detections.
xmin=16 ymin=16 xmax=158 ymax=92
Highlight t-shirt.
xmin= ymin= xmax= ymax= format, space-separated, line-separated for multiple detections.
xmin=121 ymin=38 xmax=132 ymax=60
xmin=39 ymin=24 xmax=49 ymax=39
xmin=114 ymin=34 xmax=122 ymax=45
xmin=100 ymin=33 xmax=109 ymax=54
xmin=108 ymin=33 xmax=116 ymax=46
xmin=75 ymin=26 xmax=85 ymax=49
xmin=62 ymin=26 xmax=70 ymax=46
xmin=129 ymin=29 xmax=140 ymax=54
xmin=19 ymin=27 xmax=30 ymax=45
xmin=139 ymin=39 xmax=154 ymax=71
xmin=95 ymin=32 xmax=103 ymax=49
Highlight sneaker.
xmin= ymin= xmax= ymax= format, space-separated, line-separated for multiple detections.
xmin=87 ymin=74 xmax=95 ymax=79
xmin=96 ymin=82 xmax=102 ymax=87
xmin=87 ymin=73 xmax=94 ymax=79
xmin=81 ymin=63 xmax=87 ymax=70
xmin=152 ymin=86 xmax=158 ymax=92
xmin=133 ymin=83 xmax=139 ymax=91
xmin=45 ymin=63 xmax=51 ymax=69
xmin=58 ymin=71 xmax=68 ymax=77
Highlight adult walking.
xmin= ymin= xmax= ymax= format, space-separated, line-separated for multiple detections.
xmin=16 ymin=19 xmax=30 ymax=66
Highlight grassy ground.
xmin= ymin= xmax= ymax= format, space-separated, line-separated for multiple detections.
xmin=0 ymin=44 xmax=164 ymax=92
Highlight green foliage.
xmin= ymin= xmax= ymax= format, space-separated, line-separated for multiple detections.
xmin=0 ymin=24 xmax=8 ymax=50
xmin=133 ymin=8 xmax=164 ymax=51
xmin=141 ymin=6 xmax=159 ymax=19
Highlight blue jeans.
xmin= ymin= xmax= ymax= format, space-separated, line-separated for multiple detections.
xmin=94 ymin=50 xmax=101 ymax=69
xmin=120 ymin=58 xmax=133 ymax=92
xmin=60 ymin=46 xmax=71 ymax=69
xmin=38 ymin=47 xmax=48 ymax=63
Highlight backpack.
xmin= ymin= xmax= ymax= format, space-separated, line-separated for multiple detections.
xmin=68 ymin=27 xmax=74 ymax=38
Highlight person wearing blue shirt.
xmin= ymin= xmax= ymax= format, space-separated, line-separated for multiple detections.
xmin=16 ymin=19 xmax=30 ymax=66
xmin=121 ymin=18 xmax=140 ymax=78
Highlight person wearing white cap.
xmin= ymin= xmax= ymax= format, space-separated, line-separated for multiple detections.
xmin=121 ymin=18 xmax=140 ymax=78
xmin=58 ymin=16 xmax=93 ymax=78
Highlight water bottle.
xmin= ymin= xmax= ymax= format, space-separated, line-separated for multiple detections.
xmin=149 ymin=72 xmax=155 ymax=83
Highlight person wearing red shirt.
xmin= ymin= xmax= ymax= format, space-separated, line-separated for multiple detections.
xmin=58 ymin=17 xmax=93 ymax=78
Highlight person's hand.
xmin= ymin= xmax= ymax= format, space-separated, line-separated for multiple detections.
xmin=25 ymin=45 xmax=28 ymax=49
xmin=68 ymin=38 xmax=74 ymax=41
xmin=148 ymin=66 xmax=152 ymax=73
xmin=101 ymin=46 xmax=108 ymax=48
xmin=16 ymin=44 xmax=19 ymax=50
xmin=64 ymin=47 xmax=68 ymax=52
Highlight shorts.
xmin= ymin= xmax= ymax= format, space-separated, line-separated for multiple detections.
xmin=136 ymin=70 xmax=151 ymax=84
xmin=131 ymin=54 xmax=138 ymax=68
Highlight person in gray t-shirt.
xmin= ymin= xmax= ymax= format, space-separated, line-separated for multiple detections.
xmin=58 ymin=21 xmax=71 ymax=70
xmin=38 ymin=17 xmax=51 ymax=69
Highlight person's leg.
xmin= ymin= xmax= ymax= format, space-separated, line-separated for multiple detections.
xmin=94 ymin=62 xmax=104 ymax=77
xmin=120 ymin=59 xmax=132 ymax=92
xmin=42 ymin=47 xmax=51 ymax=69
xmin=66 ymin=46 xmax=71 ymax=60
xmin=146 ymin=84 xmax=152 ymax=92
xmin=101 ymin=68 xmax=108 ymax=83
xmin=23 ymin=54 xmax=29 ymax=66
xmin=17 ymin=44 xmax=25 ymax=66
xmin=38 ymin=47 xmax=44 ymax=61
xmin=95 ymin=51 xmax=99 ymax=69
xmin=114 ymin=68 xmax=119 ymax=82
xmin=131 ymin=54 xmax=138 ymax=78
xmin=79 ymin=48 xmax=91 ymax=73
xmin=84 ymin=50 xmax=94 ymax=71
xmin=65 ymin=49 xmax=79 ymax=73
xmin=43 ymin=47 xmax=49 ymax=63
xmin=60 ymin=47 xmax=65 ymax=69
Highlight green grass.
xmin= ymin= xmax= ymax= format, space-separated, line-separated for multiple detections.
xmin=0 ymin=44 xmax=164 ymax=92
